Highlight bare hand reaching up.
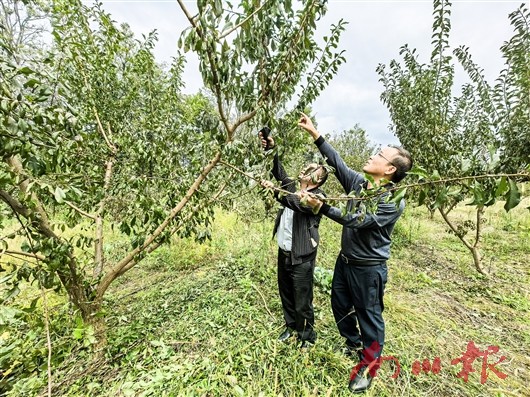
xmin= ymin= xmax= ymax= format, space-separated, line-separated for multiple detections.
xmin=298 ymin=112 xmax=320 ymax=140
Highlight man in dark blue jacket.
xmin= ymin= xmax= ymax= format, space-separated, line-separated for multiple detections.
xmin=260 ymin=132 xmax=328 ymax=349
xmin=297 ymin=113 xmax=412 ymax=393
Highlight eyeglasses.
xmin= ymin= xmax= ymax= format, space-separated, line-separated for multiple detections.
xmin=377 ymin=152 xmax=396 ymax=167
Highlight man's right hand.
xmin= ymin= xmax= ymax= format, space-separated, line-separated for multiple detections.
xmin=298 ymin=191 xmax=323 ymax=213
xmin=258 ymin=132 xmax=275 ymax=150
xmin=261 ymin=180 xmax=275 ymax=189
xmin=298 ymin=112 xmax=320 ymax=140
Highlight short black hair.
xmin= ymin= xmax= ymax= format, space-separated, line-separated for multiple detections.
xmin=302 ymin=163 xmax=328 ymax=187
xmin=389 ymin=145 xmax=413 ymax=183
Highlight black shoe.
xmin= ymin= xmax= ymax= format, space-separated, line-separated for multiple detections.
xmin=338 ymin=343 xmax=362 ymax=360
xmin=278 ymin=328 xmax=292 ymax=342
xmin=348 ymin=366 xmax=373 ymax=393
xmin=300 ymin=340 xmax=315 ymax=350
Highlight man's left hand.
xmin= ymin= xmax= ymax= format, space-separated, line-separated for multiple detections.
xmin=298 ymin=191 xmax=323 ymax=213
xmin=261 ymin=180 xmax=275 ymax=189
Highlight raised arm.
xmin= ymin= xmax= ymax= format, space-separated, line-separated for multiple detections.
xmin=259 ymin=130 xmax=296 ymax=192
xmin=271 ymin=153 xmax=297 ymax=192
xmin=298 ymin=112 xmax=363 ymax=194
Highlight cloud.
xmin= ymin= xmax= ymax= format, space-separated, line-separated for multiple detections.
xmin=95 ymin=0 xmax=519 ymax=146
xmin=311 ymin=1 xmax=518 ymax=145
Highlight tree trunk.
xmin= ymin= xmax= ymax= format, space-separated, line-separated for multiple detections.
xmin=78 ymin=299 xmax=108 ymax=355
xmin=470 ymin=246 xmax=484 ymax=275
xmin=86 ymin=309 xmax=107 ymax=353
xmin=438 ymin=207 xmax=487 ymax=276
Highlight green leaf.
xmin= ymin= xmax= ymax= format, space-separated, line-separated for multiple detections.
xmin=468 ymin=183 xmax=485 ymax=206
xmin=434 ymin=187 xmax=447 ymax=208
xmin=390 ymin=187 xmax=407 ymax=204
xmin=23 ymin=78 xmax=40 ymax=88
xmin=418 ymin=189 xmax=427 ymax=206
xmin=54 ymin=186 xmax=66 ymax=203
xmin=213 ymin=0 xmax=223 ymax=18
xmin=3 ymin=285 xmax=20 ymax=302
xmin=72 ymin=328 xmax=83 ymax=339
xmin=18 ymin=66 xmax=35 ymax=75
xmin=461 ymin=158 xmax=471 ymax=173
xmin=504 ymin=179 xmax=521 ymax=212
xmin=495 ymin=177 xmax=508 ymax=197
xmin=447 ymin=186 xmax=462 ymax=196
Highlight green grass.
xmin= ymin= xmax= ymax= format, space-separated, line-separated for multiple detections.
xmin=3 ymin=200 xmax=530 ymax=396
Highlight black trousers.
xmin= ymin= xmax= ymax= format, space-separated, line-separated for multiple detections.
xmin=331 ymin=255 xmax=388 ymax=364
xmin=277 ymin=249 xmax=316 ymax=342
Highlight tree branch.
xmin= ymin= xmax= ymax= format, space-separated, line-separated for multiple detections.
xmin=438 ymin=207 xmax=473 ymax=251
xmin=230 ymin=109 xmax=257 ymax=134
xmin=0 ymin=250 xmax=45 ymax=261
xmin=219 ymin=159 xmax=530 ymax=204
xmin=96 ymin=151 xmax=223 ymax=300
xmin=474 ymin=206 xmax=484 ymax=249
xmin=251 ymin=283 xmax=276 ymax=321
xmin=0 ymin=189 xmax=30 ymax=218
xmin=2 ymin=158 xmax=89 ymax=313
xmin=64 ymin=200 xmax=96 ymax=220
xmin=93 ymin=107 xmax=117 ymax=153
xmin=218 ymin=2 xmax=268 ymax=40
xmin=94 ymin=157 xmax=114 ymax=277
xmin=176 ymin=0 xmax=231 ymax=136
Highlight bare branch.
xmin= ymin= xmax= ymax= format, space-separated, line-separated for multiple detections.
xmin=64 ymin=200 xmax=96 ymax=220
xmin=219 ymin=160 xmax=261 ymax=183
xmin=252 ymin=283 xmax=276 ymax=321
xmin=438 ymin=208 xmax=472 ymax=251
xmin=93 ymin=107 xmax=117 ymax=153
xmin=438 ymin=206 xmax=485 ymax=274
xmin=219 ymin=159 xmax=530 ymax=204
xmin=230 ymin=109 xmax=257 ymax=134
xmin=211 ymin=181 xmax=228 ymax=201
xmin=40 ymin=287 xmax=53 ymax=397
xmin=0 ymin=250 xmax=45 ymax=261
xmin=474 ymin=206 xmax=484 ymax=249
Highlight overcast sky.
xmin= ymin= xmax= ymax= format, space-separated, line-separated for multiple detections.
xmin=92 ymin=0 xmax=521 ymax=146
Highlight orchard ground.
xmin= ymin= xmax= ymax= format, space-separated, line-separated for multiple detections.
xmin=3 ymin=198 xmax=530 ymax=396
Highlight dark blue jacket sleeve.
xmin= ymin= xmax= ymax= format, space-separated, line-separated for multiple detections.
xmin=314 ymin=136 xmax=364 ymax=194
xmin=320 ymin=199 xmax=404 ymax=229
